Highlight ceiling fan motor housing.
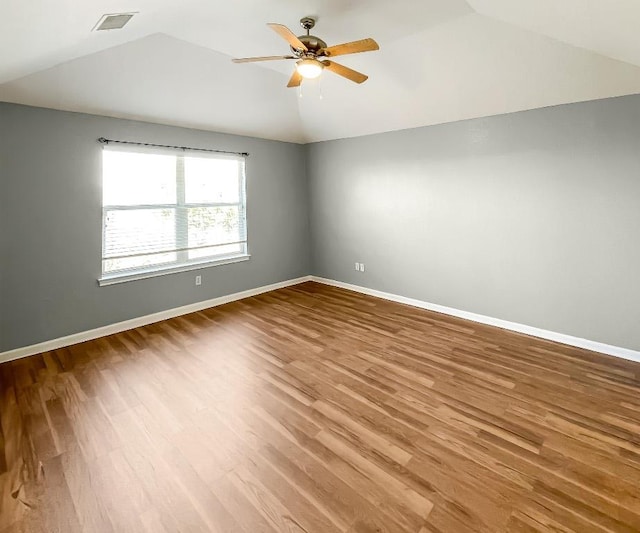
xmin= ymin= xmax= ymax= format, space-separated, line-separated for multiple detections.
xmin=292 ymin=34 xmax=327 ymax=56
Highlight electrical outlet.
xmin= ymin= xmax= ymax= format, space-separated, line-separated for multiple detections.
xmin=355 ymin=262 xmax=360 ymax=271
xmin=359 ymin=263 xmax=365 ymax=272
xmin=195 ymin=275 xmax=202 ymax=286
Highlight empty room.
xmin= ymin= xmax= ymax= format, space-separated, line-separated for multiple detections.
xmin=1 ymin=1 xmax=640 ymax=532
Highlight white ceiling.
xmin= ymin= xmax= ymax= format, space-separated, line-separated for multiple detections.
xmin=2 ymin=0 xmax=640 ymax=143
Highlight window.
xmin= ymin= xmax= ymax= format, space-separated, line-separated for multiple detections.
xmin=100 ymin=145 xmax=248 ymax=284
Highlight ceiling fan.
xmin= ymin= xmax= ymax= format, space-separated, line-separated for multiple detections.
xmin=232 ymin=17 xmax=379 ymax=87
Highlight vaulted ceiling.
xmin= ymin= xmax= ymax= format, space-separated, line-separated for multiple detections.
xmin=2 ymin=0 xmax=640 ymax=143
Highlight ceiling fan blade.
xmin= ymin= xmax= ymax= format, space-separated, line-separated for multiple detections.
xmin=287 ymin=70 xmax=303 ymax=88
xmin=320 ymin=38 xmax=379 ymax=58
xmin=322 ymin=61 xmax=368 ymax=84
xmin=232 ymin=55 xmax=295 ymax=63
xmin=267 ymin=23 xmax=308 ymax=51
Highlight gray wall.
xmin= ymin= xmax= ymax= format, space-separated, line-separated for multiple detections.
xmin=3 ymin=95 xmax=640 ymax=354
xmin=307 ymin=94 xmax=640 ymax=352
xmin=0 ymin=103 xmax=310 ymax=352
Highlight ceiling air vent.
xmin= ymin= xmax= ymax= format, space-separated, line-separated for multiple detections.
xmin=93 ymin=13 xmax=136 ymax=31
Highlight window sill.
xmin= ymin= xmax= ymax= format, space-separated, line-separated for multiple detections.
xmin=98 ymin=254 xmax=251 ymax=286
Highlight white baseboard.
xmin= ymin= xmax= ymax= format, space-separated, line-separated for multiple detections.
xmin=0 ymin=276 xmax=312 ymax=364
xmin=3 ymin=274 xmax=639 ymax=366
xmin=311 ymin=276 xmax=640 ymax=364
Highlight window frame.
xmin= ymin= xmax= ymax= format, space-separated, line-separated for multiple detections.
xmin=98 ymin=146 xmax=249 ymax=286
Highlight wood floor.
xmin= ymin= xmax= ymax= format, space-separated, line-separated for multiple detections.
xmin=1 ymin=282 xmax=640 ymax=533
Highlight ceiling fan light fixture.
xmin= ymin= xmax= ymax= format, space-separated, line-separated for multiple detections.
xmin=295 ymin=59 xmax=324 ymax=79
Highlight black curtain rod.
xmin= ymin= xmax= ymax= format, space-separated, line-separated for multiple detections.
xmin=97 ymin=137 xmax=249 ymax=157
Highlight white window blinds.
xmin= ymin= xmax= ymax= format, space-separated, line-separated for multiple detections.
xmin=101 ymin=144 xmax=247 ymax=281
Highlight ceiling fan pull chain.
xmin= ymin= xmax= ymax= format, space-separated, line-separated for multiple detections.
xmin=299 ymin=84 xmax=303 ymax=99
xmin=319 ymin=77 xmax=323 ymax=100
